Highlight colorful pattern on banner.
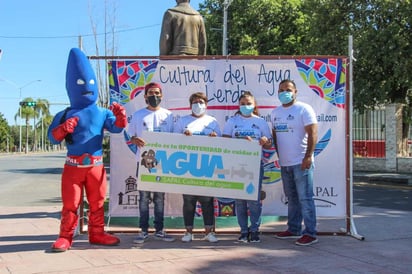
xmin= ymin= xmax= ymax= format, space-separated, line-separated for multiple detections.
xmin=108 ymin=57 xmax=347 ymax=218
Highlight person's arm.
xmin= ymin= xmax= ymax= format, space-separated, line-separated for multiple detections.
xmin=129 ymin=113 xmax=146 ymax=148
xmin=198 ymin=17 xmax=207 ymax=55
xmin=159 ymin=11 xmax=173 ymax=55
xmin=301 ymin=123 xmax=318 ymax=170
xmin=271 ymin=128 xmax=278 ymax=153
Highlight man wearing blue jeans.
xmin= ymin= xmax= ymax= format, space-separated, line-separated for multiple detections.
xmin=270 ymin=79 xmax=318 ymax=246
xmin=128 ymin=82 xmax=175 ymax=243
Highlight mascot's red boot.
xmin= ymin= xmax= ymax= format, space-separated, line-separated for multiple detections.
xmin=51 ymin=210 xmax=78 ymax=252
xmin=88 ymin=207 xmax=120 ymax=245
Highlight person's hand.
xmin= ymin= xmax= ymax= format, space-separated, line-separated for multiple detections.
xmin=259 ymin=136 xmax=269 ymax=146
xmin=245 ymin=136 xmax=253 ymax=141
xmin=301 ymin=155 xmax=313 ymax=170
xmin=62 ymin=117 xmax=79 ymax=133
xmin=131 ymin=136 xmax=146 ymax=148
xmin=51 ymin=117 xmax=79 ymax=141
xmin=110 ymin=102 xmax=127 ymax=128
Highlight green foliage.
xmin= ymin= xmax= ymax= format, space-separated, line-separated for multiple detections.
xmin=14 ymin=97 xmax=51 ymax=152
xmin=0 ymin=113 xmax=12 ymax=152
xmin=199 ymin=0 xmax=411 ymax=150
xmin=200 ymin=0 xmax=307 ymax=55
xmin=200 ymin=0 xmax=411 ymax=111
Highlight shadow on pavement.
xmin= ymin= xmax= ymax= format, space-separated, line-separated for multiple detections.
xmin=0 ymin=211 xmax=60 ymax=220
xmin=8 ymin=167 xmax=63 ymax=174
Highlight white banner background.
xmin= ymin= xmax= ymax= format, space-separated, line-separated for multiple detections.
xmin=109 ymin=57 xmax=347 ymax=218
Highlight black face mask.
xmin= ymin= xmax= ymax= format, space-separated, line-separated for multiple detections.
xmin=146 ymin=95 xmax=161 ymax=108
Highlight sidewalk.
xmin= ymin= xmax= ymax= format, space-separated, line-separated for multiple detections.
xmin=353 ymin=171 xmax=412 ymax=186
xmin=1 ymin=204 xmax=411 ymax=274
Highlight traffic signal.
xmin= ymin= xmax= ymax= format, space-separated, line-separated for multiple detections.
xmin=19 ymin=101 xmax=37 ymax=107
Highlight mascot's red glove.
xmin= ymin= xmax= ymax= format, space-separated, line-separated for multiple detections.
xmin=110 ymin=102 xmax=127 ymax=128
xmin=51 ymin=116 xmax=79 ymax=142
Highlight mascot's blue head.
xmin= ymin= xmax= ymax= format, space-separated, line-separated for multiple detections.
xmin=66 ymin=48 xmax=98 ymax=108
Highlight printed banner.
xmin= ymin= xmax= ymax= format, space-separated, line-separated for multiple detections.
xmin=108 ymin=57 xmax=347 ymax=218
xmin=137 ymin=131 xmax=262 ymax=200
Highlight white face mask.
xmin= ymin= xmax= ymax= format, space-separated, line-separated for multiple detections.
xmin=191 ymin=103 xmax=206 ymax=116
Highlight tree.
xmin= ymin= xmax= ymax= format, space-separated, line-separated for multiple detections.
xmin=15 ymin=97 xmax=49 ymax=153
xmin=88 ymin=0 xmax=119 ymax=108
xmin=200 ymin=0 xmax=307 ymax=55
xmin=200 ymin=0 xmax=412 ymax=155
xmin=0 ymin=113 xmax=12 ymax=152
xmin=302 ymin=0 xmax=412 ymax=155
xmin=33 ymin=98 xmax=50 ymax=151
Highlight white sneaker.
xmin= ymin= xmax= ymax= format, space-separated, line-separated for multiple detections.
xmin=181 ymin=232 xmax=193 ymax=242
xmin=203 ymin=232 xmax=218 ymax=243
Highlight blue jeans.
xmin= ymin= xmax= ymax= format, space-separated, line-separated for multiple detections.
xmin=136 ymin=162 xmax=165 ymax=232
xmin=280 ymin=164 xmax=317 ymax=237
xmin=139 ymin=191 xmax=165 ymax=232
xmin=235 ymin=164 xmax=263 ymax=234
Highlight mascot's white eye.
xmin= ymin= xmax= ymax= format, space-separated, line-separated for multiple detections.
xmin=89 ymin=79 xmax=95 ymax=85
xmin=77 ymin=79 xmax=85 ymax=85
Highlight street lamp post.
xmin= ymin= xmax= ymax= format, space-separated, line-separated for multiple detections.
xmin=18 ymin=80 xmax=41 ymax=153
xmin=222 ymin=0 xmax=233 ymax=56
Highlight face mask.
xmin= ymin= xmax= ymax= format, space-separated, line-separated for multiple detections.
xmin=191 ymin=103 xmax=206 ymax=116
xmin=239 ymin=105 xmax=254 ymax=116
xmin=278 ymin=91 xmax=294 ymax=105
xmin=146 ymin=95 xmax=161 ymax=108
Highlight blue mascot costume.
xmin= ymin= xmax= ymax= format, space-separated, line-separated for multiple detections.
xmin=48 ymin=48 xmax=127 ymax=252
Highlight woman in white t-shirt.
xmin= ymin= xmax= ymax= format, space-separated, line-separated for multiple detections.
xmin=222 ymin=91 xmax=272 ymax=243
xmin=174 ymin=92 xmax=221 ymax=243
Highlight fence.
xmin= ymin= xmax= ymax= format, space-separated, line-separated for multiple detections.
xmin=352 ymin=108 xmax=386 ymax=158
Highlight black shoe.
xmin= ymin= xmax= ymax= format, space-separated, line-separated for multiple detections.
xmin=237 ymin=232 xmax=249 ymax=243
xmin=250 ymin=231 xmax=261 ymax=243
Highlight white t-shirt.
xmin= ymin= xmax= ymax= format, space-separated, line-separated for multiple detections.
xmin=222 ymin=114 xmax=272 ymax=160
xmin=270 ymin=101 xmax=317 ymax=167
xmin=174 ymin=114 xmax=221 ymax=136
xmin=128 ymin=107 xmax=174 ymax=161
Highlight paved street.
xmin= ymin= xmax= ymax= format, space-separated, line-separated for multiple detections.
xmin=0 ymin=152 xmax=411 ymax=273
xmin=0 ymin=152 xmax=64 ymax=207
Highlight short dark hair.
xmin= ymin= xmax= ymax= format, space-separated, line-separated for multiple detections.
xmin=279 ymin=79 xmax=296 ymax=88
xmin=189 ymin=92 xmax=207 ymax=104
xmin=237 ymin=90 xmax=259 ymax=116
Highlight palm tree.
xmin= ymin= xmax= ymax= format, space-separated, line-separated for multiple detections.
xmin=34 ymin=99 xmax=51 ymax=151
xmin=14 ymin=97 xmax=50 ymax=153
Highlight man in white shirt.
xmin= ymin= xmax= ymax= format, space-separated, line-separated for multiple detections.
xmin=271 ymin=79 xmax=318 ymax=246
xmin=128 ymin=82 xmax=175 ymax=243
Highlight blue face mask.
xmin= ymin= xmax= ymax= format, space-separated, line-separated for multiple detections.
xmin=278 ymin=91 xmax=294 ymax=105
xmin=239 ymin=105 xmax=254 ymax=116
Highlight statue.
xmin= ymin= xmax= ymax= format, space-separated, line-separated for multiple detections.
xmin=160 ymin=0 xmax=207 ymax=55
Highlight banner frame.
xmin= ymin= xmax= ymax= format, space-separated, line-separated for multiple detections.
xmin=78 ymin=54 xmax=357 ymax=238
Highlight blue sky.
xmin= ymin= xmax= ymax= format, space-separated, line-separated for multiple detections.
xmin=0 ymin=0 xmax=203 ymax=125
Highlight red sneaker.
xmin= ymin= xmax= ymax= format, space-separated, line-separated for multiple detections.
xmin=295 ymin=235 xmax=318 ymax=246
xmin=274 ymin=231 xmax=301 ymax=239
